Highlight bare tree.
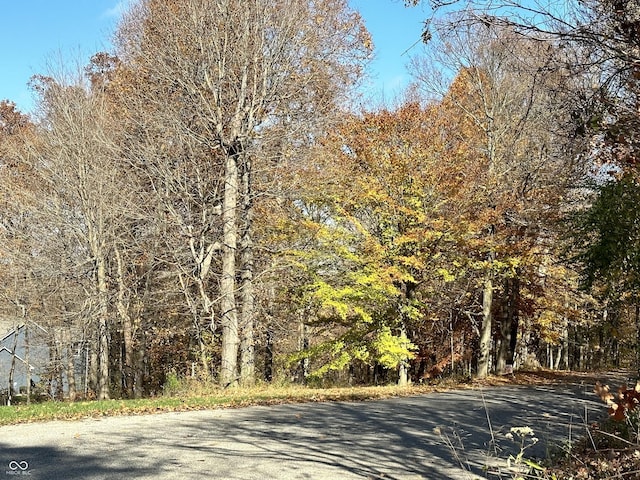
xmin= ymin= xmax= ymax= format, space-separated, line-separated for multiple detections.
xmin=24 ymin=72 xmax=140 ymax=399
xmin=114 ymin=0 xmax=371 ymax=386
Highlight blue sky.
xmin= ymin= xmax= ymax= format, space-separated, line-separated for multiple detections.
xmin=0 ymin=1 xmax=125 ymax=112
xmin=0 ymin=1 xmax=427 ymax=113
xmin=351 ymin=0 xmax=429 ymax=103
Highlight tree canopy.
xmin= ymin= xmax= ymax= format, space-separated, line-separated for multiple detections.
xmin=0 ymin=0 xmax=637 ymax=399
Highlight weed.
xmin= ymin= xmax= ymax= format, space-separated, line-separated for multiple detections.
xmin=501 ymin=427 xmax=548 ymax=480
xmin=162 ymin=371 xmax=182 ymax=396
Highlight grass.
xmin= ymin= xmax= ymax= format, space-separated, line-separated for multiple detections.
xmin=0 ymin=383 xmax=445 ymax=426
xmin=0 ymin=369 xmax=618 ymax=428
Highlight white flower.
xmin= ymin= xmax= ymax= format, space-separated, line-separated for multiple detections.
xmin=510 ymin=426 xmax=534 ymax=437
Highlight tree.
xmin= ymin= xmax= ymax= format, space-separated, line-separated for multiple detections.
xmin=0 ymin=102 xmax=41 ymax=403
xmin=411 ymin=23 xmax=576 ymax=376
xmin=569 ymin=173 xmax=640 ymax=370
xmin=20 ymin=72 xmax=142 ymax=400
xmin=113 ymin=0 xmax=371 ymax=386
xmin=282 ymin=99 xmax=479 ymax=384
xmin=574 ymin=175 xmax=640 ymax=296
xmin=406 ymin=0 xmax=640 ymax=375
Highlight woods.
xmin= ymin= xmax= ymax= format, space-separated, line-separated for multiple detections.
xmin=0 ymin=0 xmax=639 ymax=401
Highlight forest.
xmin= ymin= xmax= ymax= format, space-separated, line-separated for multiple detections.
xmin=0 ymin=0 xmax=638 ymax=402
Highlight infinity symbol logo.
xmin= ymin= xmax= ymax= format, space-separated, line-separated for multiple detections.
xmin=8 ymin=461 xmax=29 ymax=471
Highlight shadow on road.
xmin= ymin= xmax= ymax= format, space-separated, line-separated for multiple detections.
xmin=0 ymin=378 xmax=613 ymax=480
xmin=0 ymin=443 xmax=156 ymax=479
xmin=157 ymin=382 xmax=604 ymax=479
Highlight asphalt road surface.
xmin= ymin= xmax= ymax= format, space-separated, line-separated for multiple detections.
xmin=0 ymin=374 xmax=624 ymax=480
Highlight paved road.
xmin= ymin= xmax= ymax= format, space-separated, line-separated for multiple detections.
xmin=0 ymin=376 xmax=622 ymax=480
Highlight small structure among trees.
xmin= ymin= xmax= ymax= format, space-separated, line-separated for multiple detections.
xmin=0 ymin=320 xmax=50 ymax=404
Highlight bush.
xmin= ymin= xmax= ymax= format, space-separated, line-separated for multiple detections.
xmin=162 ymin=371 xmax=182 ymax=397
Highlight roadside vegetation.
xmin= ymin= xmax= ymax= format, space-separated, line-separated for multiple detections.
xmin=545 ymin=380 xmax=640 ymax=479
xmin=0 ymin=369 xmax=598 ymax=426
xmin=0 ymin=383 xmax=456 ymax=427
xmin=0 ymin=372 xmax=483 ymax=427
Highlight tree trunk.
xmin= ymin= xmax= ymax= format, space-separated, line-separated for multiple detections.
xmin=8 ymin=323 xmax=19 ymax=406
xmin=496 ymin=277 xmax=519 ymax=375
xmin=515 ymin=319 xmax=527 ymax=370
xmin=239 ymin=153 xmax=255 ymax=386
xmin=476 ymin=278 xmax=493 ymax=379
xmin=49 ymin=336 xmax=64 ymax=401
xmin=558 ymin=315 xmax=569 ymax=370
xmin=25 ymin=323 xmax=30 ymax=405
xmin=115 ymin=247 xmax=135 ymax=397
xmin=56 ymin=343 xmax=64 ymax=400
xmin=195 ymin=324 xmax=210 ymax=379
xmin=239 ymin=276 xmax=255 ymax=386
xmin=134 ymin=332 xmax=146 ymax=398
xmin=220 ymin=149 xmax=240 ymax=387
xmin=298 ymin=322 xmax=309 ymax=383
xmin=450 ymin=311 xmax=455 ymax=374
xmin=64 ymin=328 xmax=76 ymax=401
xmin=264 ymin=328 xmax=274 ymax=383
xmin=554 ymin=345 xmax=562 ymax=370
xmin=122 ymin=321 xmax=134 ymax=397
xmin=88 ymin=339 xmax=98 ymax=395
xmin=96 ymin=254 xmax=110 ymax=400
xmin=397 ymin=325 xmax=409 ymax=386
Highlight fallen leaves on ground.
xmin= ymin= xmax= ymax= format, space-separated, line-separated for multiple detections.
xmin=0 ymin=369 xmax=625 ymax=427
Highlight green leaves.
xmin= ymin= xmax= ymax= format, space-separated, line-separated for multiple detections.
xmin=572 ymin=174 xmax=640 ymax=298
xmin=285 ymin=101 xmax=490 ymax=380
xmin=372 ymin=326 xmax=417 ymax=369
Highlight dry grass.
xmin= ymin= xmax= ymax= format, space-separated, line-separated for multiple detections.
xmin=0 ymin=369 xmax=621 ymax=428
xmin=0 ymin=383 xmax=445 ymax=426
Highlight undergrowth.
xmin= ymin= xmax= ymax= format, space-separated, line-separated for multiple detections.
xmin=506 ymin=378 xmax=640 ymax=479
xmin=545 ymin=379 xmax=640 ymax=479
